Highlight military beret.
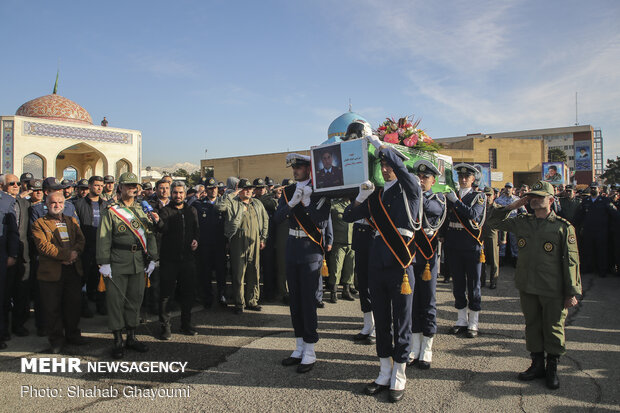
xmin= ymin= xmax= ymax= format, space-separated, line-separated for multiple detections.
xmin=118 ymin=172 xmax=139 ymax=184
xmin=525 ymin=181 xmax=554 ymax=197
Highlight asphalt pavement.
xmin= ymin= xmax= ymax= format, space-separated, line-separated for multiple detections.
xmin=0 ymin=267 xmax=618 ymax=412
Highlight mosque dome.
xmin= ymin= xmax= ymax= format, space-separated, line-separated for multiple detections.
xmin=327 ymin=111 xmax=369 ymax=139
xmin=16 ymin=93 xmax=93 ymax=125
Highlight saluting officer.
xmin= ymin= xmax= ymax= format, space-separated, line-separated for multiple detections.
xmin=343 ymin=136 xmax=421 ymax=403
xmin=408 ymin=160 xmax=446 ymax=370
xmin=443 ymin=163 xmax=487 ymax=338
xmin=275 ymin=154 xmax=331 ymax=374
xmin=96 ymin=172 xmax=158 ymax=359
xmin=486 ymin=181 xmax=581 ymax=389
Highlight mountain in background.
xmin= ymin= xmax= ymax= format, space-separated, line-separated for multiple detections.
xmin=146 ymin=162 xmax=200 ymax=174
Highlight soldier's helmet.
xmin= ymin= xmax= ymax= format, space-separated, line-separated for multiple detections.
xmin=119 ymin=172 xmax=139 ymax=185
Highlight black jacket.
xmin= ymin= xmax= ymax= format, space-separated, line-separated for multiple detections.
xmin=156 ymin=203 xmax=199 ymax=262
xmin=73 ymin=196 xmax=109 ymax=252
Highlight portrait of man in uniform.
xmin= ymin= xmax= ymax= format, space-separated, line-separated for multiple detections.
xmin=314 ymin=148 xmax=344 ymax=189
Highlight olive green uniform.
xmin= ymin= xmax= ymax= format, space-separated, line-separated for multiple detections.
xmin=96 ymin=202 xmax=158 ymax=331
xmin=328 ymin=199 xmax=355 ymax=287
xmin=226 ymin=197 xmax=268 ymax=308
xmin=481 ymin=203 xmax=499 ymax=284
xmin=486 ymin=208 xmax=581 ymax=355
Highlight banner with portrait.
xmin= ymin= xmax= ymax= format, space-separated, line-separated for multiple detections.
xmin=311 ymin=139 xmax=368 ymax=193
xmin=542 ymin=162 xmax=565 ymax=186
xmin=574 ymin=141 xmax=592 ymax=171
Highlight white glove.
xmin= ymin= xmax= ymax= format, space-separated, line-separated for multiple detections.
xmin=99 ymin=264 xmax=112 ymax=279
xmin=366 ymin=134 xmax=383 ymax=150
xmin=145 ymin=261 xmax=156 ymax=277
xmin=301 ymin=186 xmax=313 ymax=207
xmin=445 ymin=190 xmax=458 ymax=203
xmin=288 ymin=187 xmax=303 ymax=207
xmin=356 ymin=181 xmax=375 ymax=203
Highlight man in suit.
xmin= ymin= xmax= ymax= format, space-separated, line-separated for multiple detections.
xmin=2 ymin=174 xmax=31 ymax=337
xmin=31 ymin=192 xmax=87 ymax=354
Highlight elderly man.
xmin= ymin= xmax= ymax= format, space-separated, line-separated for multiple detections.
xmin=31 ymin=192 xmax=86 ymax=354
xmin=156 ymin=181 xmax=199 ymax=338
xmin=96 ymin=172 xmax=158 ymax=359
xmin=2 ymin=174 xmax=31 ymax=337
xmin=486 ymin=181 xmax=581 ymax=389
xmin=226 ymin=178 xmax=269 ymax=314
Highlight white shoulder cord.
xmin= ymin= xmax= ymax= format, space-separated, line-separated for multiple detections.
xmin=401 ymin=184 xmax=423 ymax=231
xmin=467 ymin=193 xmax=487 ymax=229
xmin=423 ymin=193 xmax=447 ymax=235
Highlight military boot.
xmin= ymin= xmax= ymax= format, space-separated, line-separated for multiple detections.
xmin=546 ymin=354 xmax=560 ymax=389
xmin=125 ymin=328 xmax=148 ymax=353
xmin=518 ymin=352 xmax=545 ymax=381
xmin=329 ymin=285 xmax=338 ymax=304
xmin=342 ymin=285 xmax=355 ymax=301
xmin=111 ymin=330 xmax=124 ymax=359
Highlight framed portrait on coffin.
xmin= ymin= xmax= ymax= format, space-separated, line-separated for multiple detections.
xmin=311 ymin=139 xmax=369 ymax=195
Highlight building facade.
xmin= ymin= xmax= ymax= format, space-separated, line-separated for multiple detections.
xmin=1 ymin=93 xmax=141 ymax=180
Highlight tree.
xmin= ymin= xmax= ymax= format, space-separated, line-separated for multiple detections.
xmin=548 ymin=148 xmax=567 ymax=162
xmin=601 ymin=157 xmax=620 ymax=184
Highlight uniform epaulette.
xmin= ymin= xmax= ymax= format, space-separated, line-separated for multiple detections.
xmin=555 ymin=215 xmax=572 ymax=226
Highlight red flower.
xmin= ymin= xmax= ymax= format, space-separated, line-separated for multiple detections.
xmin=383 ymin=133 xmax=399 ymax=144
xmin=378 ymin=125 xmax=387 ymax=131
xmin=403 ymin=134 xmax=418 ymax=147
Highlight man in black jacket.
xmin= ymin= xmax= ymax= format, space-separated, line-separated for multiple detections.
xmin=156 ymin=181 xmax=199 ymax=339
xmin=73 ymin=176 xmax=108 ymax=315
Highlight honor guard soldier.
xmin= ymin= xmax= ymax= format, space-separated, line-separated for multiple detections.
xmin=96 ymin=172 xmax=158 ymax=359
xmin=343 ymin=135 xmax=422 ymax=403
xmin=408 ymin=160 xmax=446 ymax=370
xmin=275 ymin=154 xmax=331 ymax=374
xmin=486 ymin=181 xmax=581 ymax=389
xmin=574 ymin=182 xmax=617 ymax=277
xmin=193 ymin=177 xmax=228 ymax=307
xmin=274 ymin=179 xmax=293 ymax=303
xmin=443 ymin=163 xmax=487 ymax=338
xmin=481 ymin=187 xmax=500 ymax=289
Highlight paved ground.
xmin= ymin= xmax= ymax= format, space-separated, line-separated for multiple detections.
xmin=0 ymin=268 xmax=619 ymax=412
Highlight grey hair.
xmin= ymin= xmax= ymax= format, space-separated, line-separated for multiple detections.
xmin=171 ymin=181 xmax=186 ymax=190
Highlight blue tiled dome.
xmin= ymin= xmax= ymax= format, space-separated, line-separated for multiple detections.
xmin=324 ymin=111 xmax=369 ymax=144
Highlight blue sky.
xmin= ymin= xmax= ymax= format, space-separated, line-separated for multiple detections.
xmin=1 ymin=0 xmax=619 ymax=169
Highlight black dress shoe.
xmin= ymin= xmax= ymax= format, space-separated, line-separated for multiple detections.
xmin=66 ymin=336 xmax=89 ymax=346
xmin=281 ymin=356 xmax=302 ymax=366
xmin=246 ymin=305 xmax=262 ymax=312
xmin=297 ymin=362 xmax=314 ymax=373
xmin=417 ymin=361 xmax=431 ymax=370
xmin=407 ymin=359 xmax=418 ymax=367
xmin=180 ymin=326 xmax=198 ymax=336
xmin=389 ymin=389 xmax=405 ymax=403
xmin=12 ymin=326 xmax=29 ymax=337
xmin=316 ymin=301 xmax=325 ymax=308
xmin=364 ymin=381 xmax=389 ymax=395
xmin=363 ymin=336 xmax=376 ymax=345
xmin=449 ymin=325 xmax=468 ymax=335
xmin=466 ymin=329 xmax=478 ymax=338
xmin=353 ymin=332 xmax=370 ymax=341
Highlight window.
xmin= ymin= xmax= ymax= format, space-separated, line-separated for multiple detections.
xmin=23 ymin=153 xmax=44 ymax=178
xmin=489 ymin=149 xmax=497 ymax=169
xmin=569 ymin=156 xmax=574 ymax=160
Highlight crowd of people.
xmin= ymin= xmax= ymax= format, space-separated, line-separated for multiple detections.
xmin=0 ymin=134 xmax=615 ymax=402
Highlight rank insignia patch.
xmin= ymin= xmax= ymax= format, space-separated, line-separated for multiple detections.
xmin=543 ymin=242 xmax=553 ymax=252
xmin=568 ymin=235 xmax=576 ymax=244
xmin=118 ymin=225 xmax=127 ymax=232
xmin=518 ymin=238 xmax=526 ymax=248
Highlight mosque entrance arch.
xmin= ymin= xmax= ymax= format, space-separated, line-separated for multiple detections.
xmin=55 ymin=143 xmax=108 ymax=179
